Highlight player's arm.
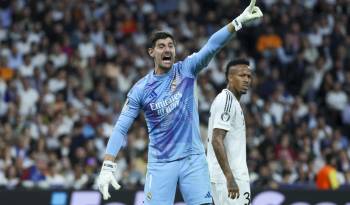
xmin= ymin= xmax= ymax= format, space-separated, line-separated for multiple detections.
xmin=212 ymin=128 xmax=240 ymax=199
xmin=184 ymin=0 xmax=263 ymax=76
xmin=97 ymin=86 xmax=142 ymax=200
xmin=211 ymin=92 xmax=239 ymax=199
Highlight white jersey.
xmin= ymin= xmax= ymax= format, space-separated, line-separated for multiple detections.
xmin=207 ymin=89 xmax=249 ymax=183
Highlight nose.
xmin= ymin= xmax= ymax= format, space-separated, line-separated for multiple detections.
xmin=164 ymin=46 xmax=171 ymax=52
xmin=243 ymin=77 xmax=250 ymax=85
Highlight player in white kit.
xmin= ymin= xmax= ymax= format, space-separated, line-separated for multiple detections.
xmin=207 ymin=59 xmax=252 ymax=205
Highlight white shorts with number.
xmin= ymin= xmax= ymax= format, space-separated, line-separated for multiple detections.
xmin=211 ymin=179 xmax=251 ymax=205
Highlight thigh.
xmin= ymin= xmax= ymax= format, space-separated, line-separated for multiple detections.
xmin=144 ymin=161 xmax=179 ymax=205
xmin=211 ymin=180 xmax=251 ymax=205
xmin=179 ymin=154 xmax=212 ymax=205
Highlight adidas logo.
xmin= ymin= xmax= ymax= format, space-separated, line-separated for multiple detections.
xmin=205 ymin=191 xmax=212 ymax=199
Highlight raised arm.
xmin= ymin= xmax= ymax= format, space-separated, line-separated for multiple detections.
xmin=184 ymin=0 xmax=263 ymax=76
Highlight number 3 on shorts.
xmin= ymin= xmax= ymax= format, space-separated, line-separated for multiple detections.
xmin=244 ymin=192 xmax=251 ymax=205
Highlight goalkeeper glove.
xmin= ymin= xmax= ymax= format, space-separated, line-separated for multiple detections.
xmin=232 ymin=0 xmax=263 ymax=31
xmin=97 ymin=161 xmax=121 ymax=200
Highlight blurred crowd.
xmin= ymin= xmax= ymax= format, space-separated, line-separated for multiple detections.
xmin=0 ymin=0 xmax=350 ymax=191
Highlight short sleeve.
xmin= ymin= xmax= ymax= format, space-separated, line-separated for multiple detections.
xmin=212 ymin=92 xmax=235 ymax=131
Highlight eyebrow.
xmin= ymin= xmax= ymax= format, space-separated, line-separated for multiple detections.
xmin=157 ymin=42 xmax=174 ymax=47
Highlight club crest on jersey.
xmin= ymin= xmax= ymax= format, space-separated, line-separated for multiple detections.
xmin=221 ymin=112 xmax=230 ymax=122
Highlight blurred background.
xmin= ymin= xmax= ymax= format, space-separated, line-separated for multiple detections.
xmin=0 ymin=0 xmax=350 ymax=204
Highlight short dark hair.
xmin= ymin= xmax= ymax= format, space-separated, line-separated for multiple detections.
xmin=225 ymin=59 xmax=250 ymax=78
xmin=325 ymin=153 xmax=336 ymax=165
xmin=149 ymin=31 xmax=175 ymax=48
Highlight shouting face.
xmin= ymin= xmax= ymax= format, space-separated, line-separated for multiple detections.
xmin=148 ymin=37 xmax=176 ymax=73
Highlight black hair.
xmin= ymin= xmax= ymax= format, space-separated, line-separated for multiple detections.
xmin=225 ymin=59 xmax=250 ymax=78
xmin=325 ymin=153 xmax=336 ymax=165
xmin=149 ymin=31 xmax=175 ymax=48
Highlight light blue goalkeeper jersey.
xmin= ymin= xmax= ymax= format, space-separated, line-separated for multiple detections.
xmin=106 ymin=26 xmax=233 ymax=162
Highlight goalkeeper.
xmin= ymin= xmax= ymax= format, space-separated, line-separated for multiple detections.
xmin=97 ymin=1 xmax=262 ymax=204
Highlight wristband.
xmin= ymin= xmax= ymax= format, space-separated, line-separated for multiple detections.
xmin=232 ymin=18 xmax=242 ymax=31
xmin=102 ymin=161 xmax=117 ymax=171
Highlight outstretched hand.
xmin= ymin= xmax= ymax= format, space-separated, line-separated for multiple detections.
xmin=238 ymin=0 xmax=263 ymax=24
xmin=232 ymin=0 xmax=263 ymax=31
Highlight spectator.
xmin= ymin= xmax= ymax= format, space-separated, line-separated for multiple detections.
xmin=316 ymin=153 xmax=340 ymax=190
xmin=326 ymin=82 xmax=348 ymax=112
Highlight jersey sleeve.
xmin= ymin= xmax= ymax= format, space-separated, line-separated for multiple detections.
xmin=182 ymin=25 xmax=234 ymax=77
xmin=105 ymin=84 xmax=142 ymax=157
xmin=212 ymin=92 xmax=235 ymax=131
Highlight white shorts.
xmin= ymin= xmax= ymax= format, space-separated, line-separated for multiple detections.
xmin=211 ymin=179 xmax=251 ymax=205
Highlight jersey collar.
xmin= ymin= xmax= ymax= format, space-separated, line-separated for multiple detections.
xmin=224 ymin=88 xmax=238 ymax=100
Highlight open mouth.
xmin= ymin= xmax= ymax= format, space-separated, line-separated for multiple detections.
xmin=162 ymin=56 xmax=172 ymax=63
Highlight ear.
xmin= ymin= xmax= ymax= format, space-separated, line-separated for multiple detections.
xmin=148 ymin=48 xmax=154 ymax=57
xmin=227 ymin=74 xmax=232 ymax=84
xmin=226 ymin=70 xmax=232 ymax=82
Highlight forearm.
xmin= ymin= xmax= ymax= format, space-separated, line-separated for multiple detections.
xmin=105 ymin=129 xmax=124 ymax=158
xmin=191 ymin=24 xmax=235 ymax=73
xmin=105 ymin=114 xmax=134 ymax=158
xmin=202 ymin=0 xmax=263 ymax=56
xmin=205 ymin=24 xmax=235 ymax=54
xmin=187 ymin=0 xmax=263 ymax=75
xmin=199 ymin=0 xmax=262 ymax=64
xmin=212 ymin=128 xmax=233 ymax=179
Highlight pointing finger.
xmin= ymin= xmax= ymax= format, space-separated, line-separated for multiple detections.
xmin=249 ymin=0 xmax=256 ymax=10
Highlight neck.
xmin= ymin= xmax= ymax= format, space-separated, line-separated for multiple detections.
xmin=154 ymin=66 xmax=167 ymax=75
xmin=227 ymin=85 xmax=241 ymax=100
